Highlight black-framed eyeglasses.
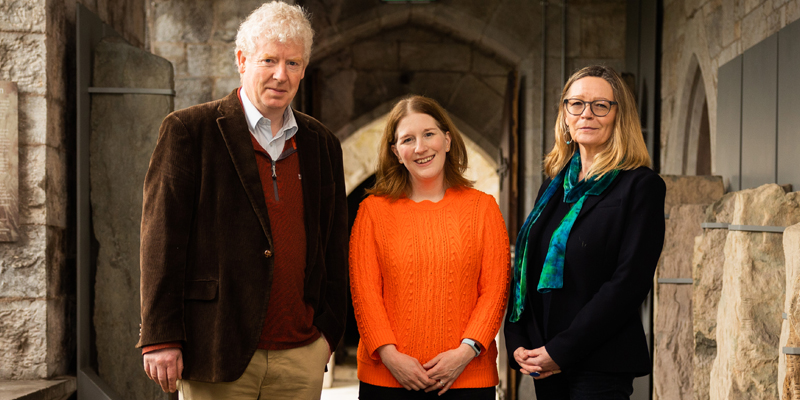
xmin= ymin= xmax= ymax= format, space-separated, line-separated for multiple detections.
xmin=563 ymin=98 xmax=618 ymax=117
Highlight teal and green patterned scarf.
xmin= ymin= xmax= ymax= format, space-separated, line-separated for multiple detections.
xmin=508 ymin=152 xmax=619 ymax=323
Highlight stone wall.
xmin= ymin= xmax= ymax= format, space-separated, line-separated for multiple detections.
xmin=0 ymin=0 xmax=146 ymax=380
xmin=148 ymin=0 xmax=259 ymax=111
xmin=660 ymin=0 xmax=800 ymax=175
xmin=0 ymin=0 xmax=68 ymax=380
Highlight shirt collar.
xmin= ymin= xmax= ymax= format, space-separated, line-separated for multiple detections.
xmin=239 ymin=87 xmax=298 ymax=139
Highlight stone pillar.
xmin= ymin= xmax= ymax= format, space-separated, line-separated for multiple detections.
xmin=660 ymin=175 xmax=725 ymax=215
xmin=90 ymin=36 xmax=173 ymax=400
xmin=0 ymin=0 xmax=71 ymax=380
xmin=782 ymin=224 xmax=800 ymax=399
xmin=652 ymin=175 xmax=724 ymax=400
xmin=710 ymin=184 xmax=800 ymax=400
xmin=691 ymin=192 xmax=736 ymax=400
xmin=653 ymin=204 xmax=707 ymax=400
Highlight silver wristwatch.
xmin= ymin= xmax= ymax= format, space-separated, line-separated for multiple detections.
xmin=461 ymin=338 xmax=481 ymax=357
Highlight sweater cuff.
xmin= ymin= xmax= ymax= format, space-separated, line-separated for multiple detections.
xmin=142 ymin=341 xmax=182 ymax=355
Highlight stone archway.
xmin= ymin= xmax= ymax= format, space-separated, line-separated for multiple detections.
xmin=341 ymin=112 xmax=500 ymax=202
xmin=665 ymin=54 xmax=712 ymax=175
xmin=683 ymin=63 xmax=711 ymax=175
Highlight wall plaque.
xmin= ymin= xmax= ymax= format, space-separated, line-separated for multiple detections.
xmin=0 ymin=81 xmax=18 ymax=242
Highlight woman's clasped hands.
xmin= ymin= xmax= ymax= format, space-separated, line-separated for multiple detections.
xmin=377 ymin=343 xmax=475 ymax=395
xmin=514 ymin=346 xmax=561 ymax=380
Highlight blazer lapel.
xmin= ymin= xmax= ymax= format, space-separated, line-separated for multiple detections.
xmin=294 ymin=115 xmax=320 ymax=275
xmin=216 ymin=90 xmax=274 ymax=246
xmin=575 ymin=172 xmax=623 ymax=220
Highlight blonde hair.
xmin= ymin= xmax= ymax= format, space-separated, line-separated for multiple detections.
xmin=544 ymin=65 xmax=651 ymax=179
xmin=369 ymin=95 xmax=472 ymax=200
xmin=235 ymin=1 xmax=314 ymax=63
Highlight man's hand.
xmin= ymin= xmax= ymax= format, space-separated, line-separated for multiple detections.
xmin=377 ymin=344 xmax=436 ymax=391
xmin=422 ymin=344 xmax=474 ymax=395
xmin=513 ymin=346 xmax=561 ymax=380
xmin=143 ymin=348 xmax=183 ymax=393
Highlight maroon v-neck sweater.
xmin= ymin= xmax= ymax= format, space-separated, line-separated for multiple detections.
xmin=250 ymin=134 xmax=320 ymax=350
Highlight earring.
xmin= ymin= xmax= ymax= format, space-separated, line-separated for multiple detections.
xmin=564 ymin=129 xmax=572 ymax=145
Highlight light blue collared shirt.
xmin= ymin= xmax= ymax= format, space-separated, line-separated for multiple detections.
xmin=240 ymin=87 xmax=298 ymax=160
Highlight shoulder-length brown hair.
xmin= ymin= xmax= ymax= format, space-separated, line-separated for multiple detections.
xmin=368 ymin=95 xmax=472 ymax=200
xmin=544 ymin=65 xmax=651 ymax=179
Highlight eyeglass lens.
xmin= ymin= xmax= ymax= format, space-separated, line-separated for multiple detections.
xmin=565 ymin=99 xmax=613 ymax=117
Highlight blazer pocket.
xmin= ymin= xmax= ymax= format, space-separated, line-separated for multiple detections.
xmin=185 ymin=279 xmax=218 ymax=301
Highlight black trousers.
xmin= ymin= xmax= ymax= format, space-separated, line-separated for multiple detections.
xmin=359 ymin=382 xmax=495 ymax=400
xmin=531 ymin=370 xmax=635 ymax=400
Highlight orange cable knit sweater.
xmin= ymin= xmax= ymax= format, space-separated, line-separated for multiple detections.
xmin=349 ymin=187 xmax=510 ymax=389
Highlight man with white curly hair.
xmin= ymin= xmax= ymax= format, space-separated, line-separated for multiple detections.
xmin=136 ymin=2 xmax=348 ymax=399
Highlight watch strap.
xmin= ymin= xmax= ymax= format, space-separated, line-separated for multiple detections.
xmin=461 ymin=338 xmax=481 ymax=357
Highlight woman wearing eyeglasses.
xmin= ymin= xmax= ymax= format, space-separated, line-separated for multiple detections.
xmin=503 ymin=65 xmax=666 ymax=399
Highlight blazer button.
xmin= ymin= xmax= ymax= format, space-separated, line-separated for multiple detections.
xmin=264 ymin=250 xmax=273 ymax=258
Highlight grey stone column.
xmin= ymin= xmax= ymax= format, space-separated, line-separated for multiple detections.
xmin=90 ymin=36 xmax=173 ymax=400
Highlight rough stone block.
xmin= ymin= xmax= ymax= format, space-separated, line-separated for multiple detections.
xmin=710 ymin=184 xmax=800 ymax=400
xmin=407 ymin=72 xmax=461 ymax=106
xmin=741 ymin=1 xmax=781 ymax=51
xmin=19 ymin=145 xmax=46 ymax=226
xmin=445 ymin=74 xmax=502 ymax=146
xmin=186 ymin=43 xmax=213 ymax=77
xmin=320 ymin=69 xmax=357 ymax=134
xmin=153 ymin=42 xmax=187 ymax=77
xmin=18 ymin=93 xmax=46 ymax=146
xmin=379 ymin=26 xmax=443 ymax=43
xmin=352 ymin=40 xmax=398 ymax=70
xmin=152 ymin=0 xmax=213 ymax=43
xmin=211 ymin=43 xmax=236 ymax=78
xmin=480 ymin=75 xmax=507 ymax=97
xmin=213 ymin=76 xmax=240 ymax=101
xmin=175 ymin=77 xmax=213 ymax=111
xmin=781 ymin=223 xmax=800 ymax=396
xmin=692 ymin=192 xmax=736 ymax=400
xmin=399 ymin=42 xmax=471 ymax=72
xmin=0 ymin=299 xmax=47 ymax=379
xmin=0 ymin=32 xmax=46 ymax=95
xmin=661 ymin=175 xmax=726 ymax=216
xmin=481 ymin=1 xmax=537 ymax=59
xmin=0 ymin=0 xmax=46 ymax=33
xmin=654 ymin=204 xmax=708 ymax=400
xmin=472 ymin=51 xmax=510 ymax=76
xmin=45 ymin=147 xmax=66 ymax=229
xmin=0 ymin=224 xmax=46 ymax=298
xmin=90 ymin=36 xmax=173 ymax=400
xmin=211 ymin=0 xmax=263 ymax=42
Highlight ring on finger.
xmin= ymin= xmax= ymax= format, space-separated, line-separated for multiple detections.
xmin=440 ymin=380 xmax=445 ymax=387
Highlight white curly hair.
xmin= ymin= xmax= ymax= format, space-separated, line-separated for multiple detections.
xmin=235 ymin=1 xmax=314 ymax=63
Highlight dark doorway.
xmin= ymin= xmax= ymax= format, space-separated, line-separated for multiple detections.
xmin=337 ymin=174 xmax=377 ymax=365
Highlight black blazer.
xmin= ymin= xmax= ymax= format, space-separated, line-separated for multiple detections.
xmin=137 ymin=90 xmax=349 ymax=382
xmin=504 ymin=167 xmax=665 ymax=376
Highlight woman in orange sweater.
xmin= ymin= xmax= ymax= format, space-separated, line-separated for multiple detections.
xmin=349 ymin=95 xmax=510 ymax=399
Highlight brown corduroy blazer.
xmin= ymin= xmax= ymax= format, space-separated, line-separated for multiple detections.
xmin=136 ymin=89 xmax=349 ymax=383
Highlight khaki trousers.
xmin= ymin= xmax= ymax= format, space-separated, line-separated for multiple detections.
xmin=178 ymin=336 xmax=329 ymax=400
